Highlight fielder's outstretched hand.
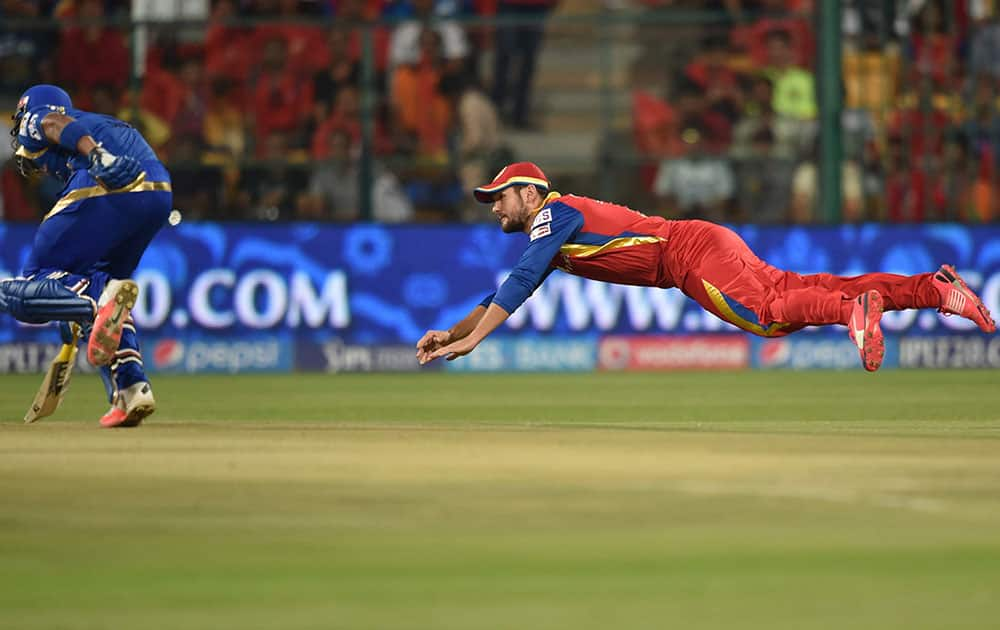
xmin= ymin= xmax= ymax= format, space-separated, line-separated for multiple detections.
xmin=416 ymin=330 xmax=451 ymax=364
xmin=423 ymin=336 xmax=478 ymax=363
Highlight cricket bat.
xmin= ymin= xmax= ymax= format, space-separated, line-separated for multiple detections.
xmin=24 ymin=324 xmax=80 ymax=424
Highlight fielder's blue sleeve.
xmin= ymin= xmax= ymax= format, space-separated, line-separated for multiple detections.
xmin=491 ymin=207 xmax=584 ymax=314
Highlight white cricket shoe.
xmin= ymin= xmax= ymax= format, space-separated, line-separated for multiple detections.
xmin=99 ymin=381 xmax=155 ymax=428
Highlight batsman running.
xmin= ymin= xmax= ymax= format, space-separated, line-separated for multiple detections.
xmin=3 ymin=84 xmax=172 ymax=427
xmin=417 ymin=162 xmax=996 ymax=370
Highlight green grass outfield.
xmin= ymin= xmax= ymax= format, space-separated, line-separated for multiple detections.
xmin=2 ymin=370 xmax=1000 ymax=630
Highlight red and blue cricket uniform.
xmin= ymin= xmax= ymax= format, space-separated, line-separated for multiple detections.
xmin=482 ymin=193 xmax=942 ymax=336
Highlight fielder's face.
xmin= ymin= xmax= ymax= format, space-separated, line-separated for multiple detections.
xmin=491 ymin=186 xmax=531 ymax=233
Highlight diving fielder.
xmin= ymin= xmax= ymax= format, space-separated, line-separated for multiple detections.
xmin=417 ymin=162 xmax=996 ymax=370
xmin=3 ymin=84 xmax=171 ymax=427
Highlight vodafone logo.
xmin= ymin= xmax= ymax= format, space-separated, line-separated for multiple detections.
xmin=758 ymin=339 xmax=790 ymax=367
xmin=598 ymin=335 xmax=749 ymax=370
xmin=153 ymin=339 xmax=185 ymax=368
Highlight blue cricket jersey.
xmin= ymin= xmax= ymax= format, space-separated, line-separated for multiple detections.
xmin=480 ymin=191 xmax=676 ymax=314
xmin=14 ymin=105 xmax=171 ymax=220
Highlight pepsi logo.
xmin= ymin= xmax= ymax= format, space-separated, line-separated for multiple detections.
xmin=153 ymin=339 xmax=184 ymax=368
xmin=759 ymin=339 xmax=790 ymax=366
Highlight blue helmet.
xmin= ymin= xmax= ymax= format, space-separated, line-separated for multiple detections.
xmin=16 ymin=84 xmax=73 ymax=113
xmin=10 ymin=84 xmax=73 ymax=177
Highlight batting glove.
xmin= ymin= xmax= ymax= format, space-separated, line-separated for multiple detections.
xmin=88 ymin=146 xmax=142 ymax=190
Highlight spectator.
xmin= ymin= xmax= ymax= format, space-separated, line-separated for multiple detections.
xmin=734 ymin=126 xmax=795 ymax=224
xmin=204 ymin=78 xmax=248 ymax=163
xmin=300 ymin=128 xmax=414 ymax=222
xmin=943 ymin=135 xmax=998 ymax=223
xmin=205 ymin=0 xmax=254 ymax=81
xmin=333 ymin=0 xmax=391 ymax=76
xmin=139 ymin=36 xmax=189 ymax=125
xmin=491 ymin=0 xmax=558 ymax=129
xmin=313 ymin=85 xmax=395 ymax=157
xmin=252 ymin=0 xmax=328 ymax=76
xmin=888 ymin=83 xmax=952 ymax=159
xmin=632 ymin=89 xmax=677 ymax=158
xmin=843 ymin=0 xmax=899 ymax=42
xmin=735 ymin=0 xmax=814 ymax=69
xmin=168 ymin=131 xmax=223 ymax=222
xmin=633 ymin=75 xmax=734 ymax=200
xmin=969 ymin=16 xmax=1000 ymax=80
xmin=762 ymin=27 xmax=816 ymax=121
xmin=631 ymin=89 xmax=677 ymax=197
xmin=243 ymin=130 xmax=312 ymax=220
xmin=117 ymin=87 xmax=172 ymax=157
xmin=789 ymin=139 xmax=865 ymax=223
xmin=172 ymin=56 xmax=209 ymax=148
xmin=390 ymin=27 xmax=453 ymax=160
xmin=0 ymin=0 xmax=58 ymax=95
xmin=90 ymin=82 xmax=119 ymax=116
xmin=252 ymin=35 xmax=315 ymax=156
xmin=652 ymin=121 xmax=735 ymax=222
xmin=672 ymin=77 xmax=732 ymax=153
xmin=843 ymin=34 xmax=901 ymax=118
xmin=684 ymin=32 xmax=744 ymax=125
xmin=731 ymin=91 xmax=797 ymax=161
xmin=841 ymin=105 xmax=879 ymax=182
xmin=959 ymin=73 xmax=1000 ymax=167
xmin=56 ymin=0 xmax=128 ymax=108
xmin=631 ymin=2 xmax=705 ymax=104
xmin=312 ymin=27 xmax=361 ymax=123
xmin=439 ymin=73 xmax=505 ymax=221
xmin=905 ymin=0 xmax=961 ymax=89
xmin=312 ymin=86 xmax=356 ymax=155
xmin=389 ymin=0 xmax=470 ymax=75
xmin=884 ymin=133 xmax=947 ymax=222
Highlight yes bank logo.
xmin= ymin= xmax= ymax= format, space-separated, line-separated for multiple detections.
xmin=150 ymin=337 xmax=292 ymax=373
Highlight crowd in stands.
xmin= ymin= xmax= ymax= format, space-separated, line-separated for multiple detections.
xmin=1 ymin=0 xmax=998 ymax=224
xmin=0 ymin=0 xmax=533 ymax=222
xmin=631 ymin=0 xmax=1000 ymax=223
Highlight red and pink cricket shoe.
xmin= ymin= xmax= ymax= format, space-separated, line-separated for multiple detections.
xmin=87 ymin=279 xmax=139 ymax=367
xmin=933 ymin=264 xmax=996 ymax=334
xmin=849 ymin=265 xmax=996 ymax=373
xmin=849 ymin=289 xmax=885 ymax=372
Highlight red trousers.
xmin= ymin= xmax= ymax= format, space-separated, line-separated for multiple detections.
xmin=663 ymin=220 xmax=941 ymax=337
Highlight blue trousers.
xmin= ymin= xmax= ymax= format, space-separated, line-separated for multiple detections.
xmin=26 ymin=178 xmax=172 ymax=401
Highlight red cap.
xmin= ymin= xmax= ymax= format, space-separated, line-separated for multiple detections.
xmin=473 ymin=162 xmax=549 ymax=203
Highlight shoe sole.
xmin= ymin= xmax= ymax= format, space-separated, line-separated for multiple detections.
xmin=856 ymin=290 xmax=885 ymax=372
xmin=938 ymin=265 xmax=997 ymax=333
xmin=122 ymin=403 xmax=155 ymax=428
xmin=100 ymin=404 xmax=155 ymax=428
xmin=87 ymin=280 xmax=139 ymax=366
